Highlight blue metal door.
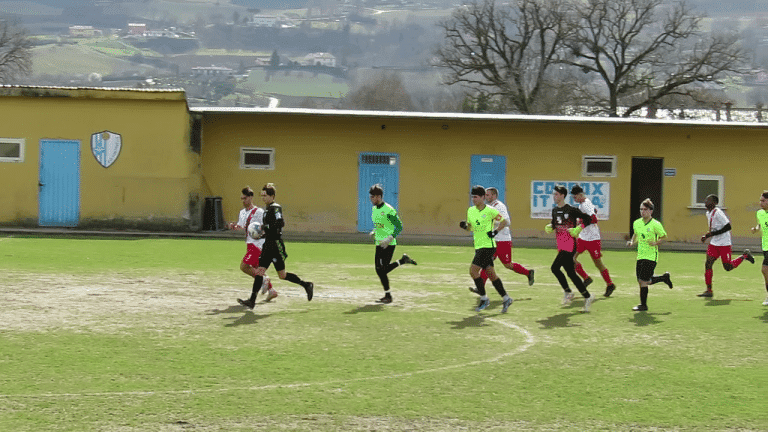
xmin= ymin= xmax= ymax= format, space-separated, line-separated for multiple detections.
xmin=358 ymin=152 xmax=399 ymax=232
xmin=470 ymin=154 xmax=506 ymax=202
xmin=39 ymin=140 xmax=80 ymax=227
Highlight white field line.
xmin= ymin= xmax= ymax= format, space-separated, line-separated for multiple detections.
xmin=0 ymin=308 xmax=536 ymax=399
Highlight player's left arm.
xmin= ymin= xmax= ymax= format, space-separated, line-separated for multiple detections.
xmin=574 ymin=207 xmax=594 ymax=227
xmin=273 ymin=208 xmax=285 ymax=230
xmin=650 ymin=224 xmax=668 ymax=246
xmin=486 ymin=209 xmax=505 ymax=238
xmin=387 ymin=213 xmax=403 ymax=237
xmin=705 ymin=211 xmax=732 ymax=238
xmin=495 ymin=214 xmax=509 ymax=232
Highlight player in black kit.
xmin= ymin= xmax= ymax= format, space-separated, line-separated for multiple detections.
xmin=544 ymin=184 xmax=596 ymax=312
xmin=238 ymin=183 xmax=314 ymax=309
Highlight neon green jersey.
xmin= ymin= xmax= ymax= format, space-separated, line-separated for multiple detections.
xmin=372 ymin=202 xmax=402 ymax=246
xmin=633 ymin=217 xmax=667 ymax=262
xmin=757 ymin=209 xmax=768 ymax=251
xmin=467 ymin=205 xmax=501 ymax=249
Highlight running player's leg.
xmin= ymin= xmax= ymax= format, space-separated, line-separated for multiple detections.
xmin=551 ymin=251 xmax=571 ymax=292
xmin=486 ymin=263 xmax=513 ymax=312
xmin=721 ymin=245 xmax=749 ymax=271
xmin=375 ymin=245 xmax=396 ymax=302
xmin=574 ymin=239 xmax=591 ymax=284
xmin=248 ymin=246 xmax=273 ymax=303
xmin=470 ymin=249 xmax=492 ymax=297
xmin=700 ymin=245 xmax=717 ymax=297
xmin=587 ymin=241 xmax=613 ymax=287
xmin=497 ymin=241 xmax=531 ymax=277
xmin=471 ymin=248 xmax=495 ymax=311
xmin=634 ymin=260 xmax=655 ymax=310
xmin=761 ymin=251 xmax=768 ymax=305
xmin=270 ymin=240 xmax=313 ymax=301
xmin=564 ymin=250 xmax=591 ymax=298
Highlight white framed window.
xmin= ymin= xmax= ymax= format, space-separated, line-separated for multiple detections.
xmin=691 ymin=174 xmax=724 ymax=208
xmin=240 ymin=147 xmax=274 ymax=170
xmin=0 ymin=138 xmax=24 ymax=163
xmin=582 ymin=155 xmax=616 ymax=177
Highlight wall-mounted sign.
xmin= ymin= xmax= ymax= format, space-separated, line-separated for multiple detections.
xmin=530 ymin=180 xmax=611 ymax=219
xmin=664 ymin=168 xmax=676 ymax=177
xmin=91 ymin=131 xmax=122 ymax=168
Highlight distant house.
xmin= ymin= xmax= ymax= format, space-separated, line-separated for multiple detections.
xmin=144 ymin=30 xmax=178 ymax=38
xmin=254 ymin=56 xmax=273 ymax=66
xmin=128 ymin=23 xmax=146 ymax=35
xmin=191 ymin=66 xmax=234 ymax=80
xmin=303 ymin=52 xmax=336 ymax=67
xmin=250 ymin=15 xmax=279 ymax=27
xmin=69 ymin=26 xmax=103 ymax=38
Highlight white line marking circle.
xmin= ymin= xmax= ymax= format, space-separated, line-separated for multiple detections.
xmin=0 ymin=307 xmax=535 ymax=398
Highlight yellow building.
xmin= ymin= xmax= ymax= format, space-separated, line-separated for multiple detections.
xmin=0 ymin=86 xmax=200 ymax=230
xmin=194 ymin=107 xmax=767 ymax=243
xmin=2 ymin=85 xmax=766 ymax=244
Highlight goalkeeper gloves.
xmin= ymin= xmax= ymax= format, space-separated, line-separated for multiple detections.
xmin=544 ymin=224 xmax=554 ymax=233
xmin=569 ymin=226 xmax=583 ymax=238
xmin=379 ymin=235 xmax=394 ymax=248
xmin=487 ymin=230 xmax=498 ymax=238
xmin=459 ymin=220 xmax=468 ymax=230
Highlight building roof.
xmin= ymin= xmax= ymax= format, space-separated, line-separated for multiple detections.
xmin=189 ymin=106 xmax=768 ymax=128
xmin=0 ymin=85 xmax=187 ymax=101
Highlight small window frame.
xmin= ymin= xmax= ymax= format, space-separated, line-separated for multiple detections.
xmin=0 ymin=138 xmax=25 ymax=163
xmin=690 ymin=174 xmax=724 ymax=209
xmin=582 ymin=155 xmax=617 ymax=177
xmin=240 ymin=147 xmax=275 ymax=170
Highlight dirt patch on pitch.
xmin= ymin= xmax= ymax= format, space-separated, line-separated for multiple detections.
xmin=0 ymin=269 xmax=454 ymax=333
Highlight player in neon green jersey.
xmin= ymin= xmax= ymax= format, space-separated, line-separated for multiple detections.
xmin=369 ymin=184 xmax=417 ymax=304
xmin=627 ymin=198 xmax=673 ymax=312
xmin=749 ymin=190 xmax=768 ymax=306
xmin=459 ymin=185 xmax=512 ymax=313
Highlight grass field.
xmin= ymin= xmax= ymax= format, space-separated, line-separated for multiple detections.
xmin=1 ymin=237 xmax=767 ymax=431
xmin=30 ymin=42 xmax=156 ymax=78
xmin=241 ymin=69 xmax=349 ymax=98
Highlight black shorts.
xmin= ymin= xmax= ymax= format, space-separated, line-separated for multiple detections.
xmin=375 ymin=244 xmax=396 ymax=270
xmin=472 ymin=247 xmax=496 ymax=268
xmin=763 ymin=250 xmax=768 ymax=266
xmin=636 ymin=259 xmax=657 ymax=282
xmin=259 ymin=239 xmax=288 ymax=272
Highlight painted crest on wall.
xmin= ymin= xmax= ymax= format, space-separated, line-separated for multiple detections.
xmin=91 ymin=131 xmax=122 ymax=168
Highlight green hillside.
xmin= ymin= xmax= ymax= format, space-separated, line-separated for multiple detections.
xmin=30 ymin=42 xmax=157 ymax=78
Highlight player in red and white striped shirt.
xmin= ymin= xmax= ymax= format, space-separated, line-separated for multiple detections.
xmin=698 ymin=194 xmax=754 ymax=298
xmin=228 ymin=186 xmax=277 ymax=302
xmin=571 ymin=185 xmax=616 ymax=297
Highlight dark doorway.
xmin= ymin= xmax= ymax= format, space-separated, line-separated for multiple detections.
xmin=629 ymin=157 xmax=664 ymax=236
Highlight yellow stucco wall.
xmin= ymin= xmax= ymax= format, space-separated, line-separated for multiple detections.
xmin=199 ymin=110 xmax=768 ymax=243
xmin=3 ymin=86 xmax=764 ymax=242
xmin=0 ymin=88 xmax=200 ymax=229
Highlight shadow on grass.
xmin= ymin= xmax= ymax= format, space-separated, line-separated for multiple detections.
xmin=344 ymin=304 xmax=385 ymax=314
xmin=224 ymin=311 xmax=270 ymax=327
xmin=629 ymin=311 xmax=671 ymax=327
xmin=536 ymin=312 xmax=582 ymax=329
xmin=207 ymin=305 xmax=247 ymax=315
xmin=758 ymin=310 xmax=768 ymax=324
xmin=447 ymin=315 xmax=491 ymax=329
xmin=705 ymin=299 xmax=732 ymax=306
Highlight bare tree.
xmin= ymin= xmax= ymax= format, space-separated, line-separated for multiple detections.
xmin=0 ymin=19 xmax=32 ymax=83
xmin=341 ymin=72 xmax=415 ymax=111
xmin=563 ymin=0 xmax=745 ymax=117
xmin=435 ymin=0 xmax=574 ymax=114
